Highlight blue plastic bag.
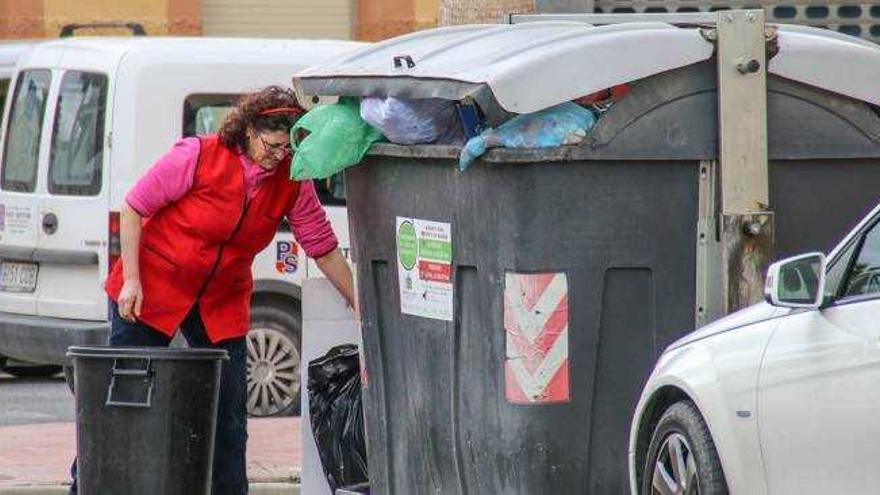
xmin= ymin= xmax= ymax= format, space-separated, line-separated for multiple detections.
xmin=458 ymin=102 xmax=596 ymax=171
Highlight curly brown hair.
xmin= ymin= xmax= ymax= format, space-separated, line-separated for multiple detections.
xmin=218 ymin=85 xmax=302 ymax=151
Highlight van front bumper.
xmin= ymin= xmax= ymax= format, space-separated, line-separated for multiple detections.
xmin=0 ymin=312 xmax=109 ymax=366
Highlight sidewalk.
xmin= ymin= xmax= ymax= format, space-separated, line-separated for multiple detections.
xmin=0 ymin=417 xmax=302 ymax=494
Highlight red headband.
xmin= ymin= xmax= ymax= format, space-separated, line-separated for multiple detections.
xmin=259 ymin=107 xmax=304 ymax=117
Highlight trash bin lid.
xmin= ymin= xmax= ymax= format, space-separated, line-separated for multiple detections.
xmin=770 ymin=24 xmax=880 ymax=107
xmin=294 ymin=21 xmax=714 ymax=123
xmin=67 ymin=346 xmax=229 ymax=361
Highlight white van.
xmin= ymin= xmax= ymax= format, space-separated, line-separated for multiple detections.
xmin=0 ymin=40 xmax=52 ymax=378
xmin=0 ymin=37 xmax=360 ymax=416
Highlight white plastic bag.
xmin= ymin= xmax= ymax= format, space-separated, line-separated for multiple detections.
xmin=360 ymin=97 xmax=464 ymax=145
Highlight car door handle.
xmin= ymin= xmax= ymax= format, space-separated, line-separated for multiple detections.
xmin=42 ymin=213 xmax=58 ymax=235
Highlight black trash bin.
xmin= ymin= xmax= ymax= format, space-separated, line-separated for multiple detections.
xmin=67 ymin=346 xmax=227 ymax=495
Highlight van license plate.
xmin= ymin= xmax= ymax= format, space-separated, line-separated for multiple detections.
xmin=0 ymin=261 xmax=39 ymax=293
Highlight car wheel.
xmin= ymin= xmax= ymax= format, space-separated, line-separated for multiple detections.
xmin=642 ymin=400 xmax=728 ymax=495
xmin=247 ymin=300 xmax=302 ymax=417
xmin=0 ymin=363 xmax=62 ymax=378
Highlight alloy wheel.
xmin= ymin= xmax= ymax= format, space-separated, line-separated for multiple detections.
xmin=651 ymin=432 xmax=700 ymax=495
xmin=246 ymin=327 xmax=301 ymax=417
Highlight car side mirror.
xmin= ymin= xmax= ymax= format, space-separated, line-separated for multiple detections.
xmin=764 ymin=252 xmax=826 ymax=309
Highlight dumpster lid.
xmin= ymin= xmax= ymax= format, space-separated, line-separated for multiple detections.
xmin=67 ymin=346 xmax=229 ymax=361
xmin=770 ymin=24 xmax=880 ymax=106
xmin=294 ymin=21 xmax=714 ymax=123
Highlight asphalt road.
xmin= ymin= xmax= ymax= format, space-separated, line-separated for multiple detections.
xmin=0 ymin=371 xmax=74 ymax=427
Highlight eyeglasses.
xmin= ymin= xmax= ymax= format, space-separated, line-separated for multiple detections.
xmin=257 ymin=133 xmax=291 ymax=157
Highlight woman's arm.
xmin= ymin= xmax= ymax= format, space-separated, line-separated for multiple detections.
xmin=288 ymin=180 xmax=355 ymax=307
xmin=315 ymin=248 xmax=355 ymax=309
xmin=117 ymin=138 xmax=200 ymax=321
xmin=117 ymin=203 xmax=144 ymax=321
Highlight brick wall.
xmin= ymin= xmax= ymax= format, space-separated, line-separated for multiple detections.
xmin=0 ymin=0 xmax=199 ymax=39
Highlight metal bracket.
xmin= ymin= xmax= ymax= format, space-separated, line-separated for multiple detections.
xmin=717 ymin=10 xmax=774 ymax=314
xmin=695 ymin=160 xmax=722 ymax=327
xmin=105 ymin=358 xmax=154 ymax=408
xmin=717 ymin=9 xmax=769 ymax=215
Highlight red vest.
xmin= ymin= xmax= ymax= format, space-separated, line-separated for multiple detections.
xmin=106 ymin=135 xmax=301 ymax=342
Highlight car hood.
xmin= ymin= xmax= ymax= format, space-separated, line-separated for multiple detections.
xmin=667 ymin=302 xmax=789 ymax=351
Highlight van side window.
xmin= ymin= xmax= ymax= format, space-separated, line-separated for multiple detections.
xmin=48 ymin=71 xmax=108 ymax=196
xmin=1 ymin=70 xmax=51 ymax=192
xmin=182 ymin=94 xmax=238 ymax=136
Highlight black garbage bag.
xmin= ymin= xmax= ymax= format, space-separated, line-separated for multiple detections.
xmin=308 ymin=344 xmax=369 ymax=491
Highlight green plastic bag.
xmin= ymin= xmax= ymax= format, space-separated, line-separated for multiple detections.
xmin=290 ymin=100 xmax=383 ymax=180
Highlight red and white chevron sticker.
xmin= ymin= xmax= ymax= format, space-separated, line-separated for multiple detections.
xmin=504 ymin=272 xmax=570 ymax=404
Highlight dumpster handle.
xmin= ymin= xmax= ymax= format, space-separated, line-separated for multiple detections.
xmin=393 ymin=55 xmax=416 ymax=69
xmin=105 ymin=358 xmax=154 ymax=408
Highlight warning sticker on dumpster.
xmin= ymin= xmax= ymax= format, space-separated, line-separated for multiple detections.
xmin=396 ymin=217 xmax=453 ymax=321
xmin=504 ymin=272 xmax=570 ymax=404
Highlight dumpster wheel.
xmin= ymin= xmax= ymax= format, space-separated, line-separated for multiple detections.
xmin=246 ymin=301 xmax=302 ymax=417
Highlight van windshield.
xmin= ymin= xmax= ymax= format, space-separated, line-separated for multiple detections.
xmin=1 ymin=70 xmax=51 ymax=192
xmin=48 ymin=71 xmax=108 ymax=196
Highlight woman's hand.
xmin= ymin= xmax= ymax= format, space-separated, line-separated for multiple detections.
xmin=118 ymin=277 xmax=143 ymax=322
xmin=315 ymin=248 xmax=355 ymax=310
xmin=117 ymin=204 xmax=144 ymax=322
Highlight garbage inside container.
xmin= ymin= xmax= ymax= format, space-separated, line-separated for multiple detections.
xmin=67 ymin=346 xmax=227 ymax=494
xmin=291 ymin=99 xmax=383 ymax=180
xmin=459 ymin=101 xmax=597 ymax=170
xmin=360 ymin=96 xmax=465 ymax=145
xmin=575 ymin=84 xmax=632 ymax=116
xmin=308 ymin=344 xmax=368 ymax=491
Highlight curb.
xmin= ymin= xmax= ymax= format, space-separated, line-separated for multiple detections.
xmin=0 ymin=482 xmax=300 ymax=495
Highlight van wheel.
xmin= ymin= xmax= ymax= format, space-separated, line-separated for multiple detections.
xmin=642 ymin=400 xmax=728 ymax=495
xmin=0 ymin=363 xmax=62 ymax=379
xmin=247 ymin=300 xmax=302 ymax=417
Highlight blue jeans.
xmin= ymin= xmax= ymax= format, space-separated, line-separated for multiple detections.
xmin=70 ymin=302 xmax=248 ymax=494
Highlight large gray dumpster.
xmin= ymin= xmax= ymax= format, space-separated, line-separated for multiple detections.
xmin=296 ymin=15 xmax=880 ymax=494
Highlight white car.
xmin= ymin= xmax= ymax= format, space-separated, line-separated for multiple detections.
xmin=0 ymin=37 xmax=360 ymax=416
xmin=629 ymin=200 xmax=880 ymax=494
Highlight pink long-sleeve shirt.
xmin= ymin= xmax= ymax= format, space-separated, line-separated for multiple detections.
xmin=126 ymin=137 xmax=338 ymax=259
